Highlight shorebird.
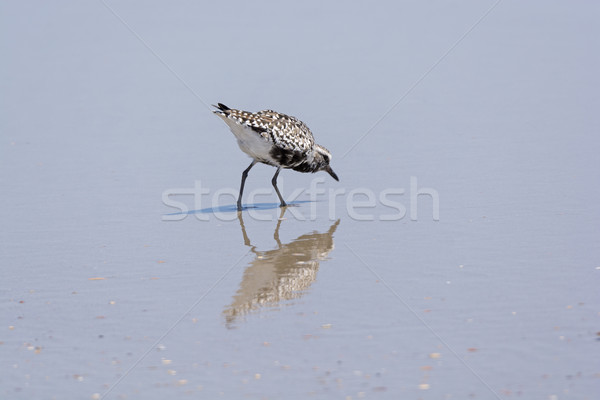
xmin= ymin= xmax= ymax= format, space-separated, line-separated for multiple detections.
xmin=213 ymin=103 xmax=339 ymax=210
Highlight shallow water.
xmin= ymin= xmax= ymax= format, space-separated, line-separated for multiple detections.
xmin=1 ymin=1 xmax=598 ymax=399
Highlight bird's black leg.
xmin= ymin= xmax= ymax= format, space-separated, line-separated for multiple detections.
xmin=271 ymin=167 xmax=287 ymax=207
xmin=238 ymin=160 xmax=257 ymax=211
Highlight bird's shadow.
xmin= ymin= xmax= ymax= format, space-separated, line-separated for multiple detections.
xmin=166 ymin=200 xmax=314 ymax=216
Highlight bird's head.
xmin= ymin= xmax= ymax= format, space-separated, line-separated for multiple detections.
xmin=314 ymin=144 xmax=339 ymax=181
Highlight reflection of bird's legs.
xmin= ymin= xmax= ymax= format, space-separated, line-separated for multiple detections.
xmin=328 ymin=219 xmax=341 ymax=235
xmin=237 ymin=211 xmax=253 ymax=249
xmin=273 ymin=207 xmax=287 ymax=248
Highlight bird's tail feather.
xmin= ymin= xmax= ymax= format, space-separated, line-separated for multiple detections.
xmin=212 ymin=103 xmax=231 ymax=114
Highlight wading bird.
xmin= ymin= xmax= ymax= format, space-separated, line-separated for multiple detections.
xmin=213 ymin=103 xmax=339 ymax=210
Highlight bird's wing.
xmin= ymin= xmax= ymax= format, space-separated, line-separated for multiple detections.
xmin=253 ymin=110 xmax=315 ymax=152
xmin=214 ymin=105 xmax=315 ymax=152
xmin=215 ymin=107 xmax=273 ymax=142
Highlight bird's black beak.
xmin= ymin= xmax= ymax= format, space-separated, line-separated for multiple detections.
xmin=325 ymin=166 xmax=339 ymax=181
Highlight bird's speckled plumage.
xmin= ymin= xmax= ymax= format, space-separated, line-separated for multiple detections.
xmin=227 ymin=108 xmax=315 ymax=152
xmin=213 ymin=103 xmax=337 ymax=178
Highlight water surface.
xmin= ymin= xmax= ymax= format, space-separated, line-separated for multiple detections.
xmin=1 ymin=1 xmax=598 ymax=399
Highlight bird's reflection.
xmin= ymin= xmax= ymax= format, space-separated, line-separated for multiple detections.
xmin=224 ymin=209 xmax=340 ymax=327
